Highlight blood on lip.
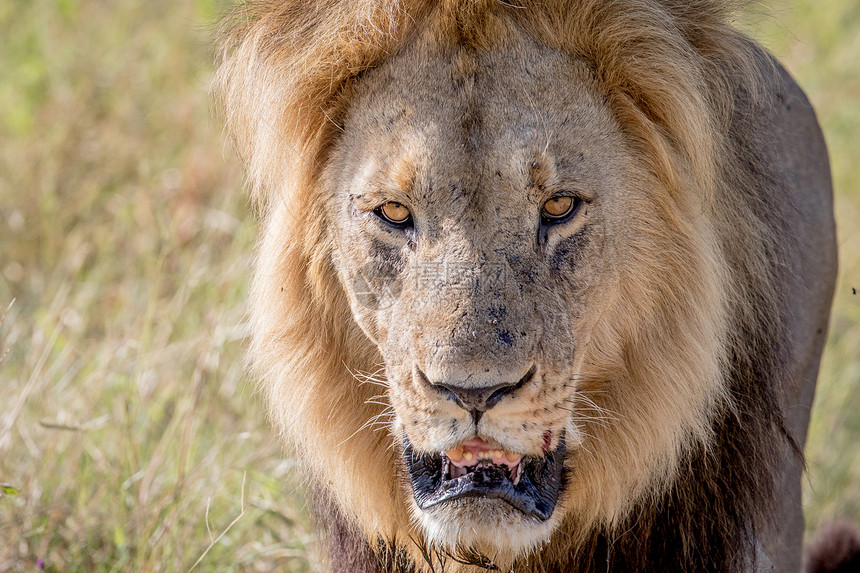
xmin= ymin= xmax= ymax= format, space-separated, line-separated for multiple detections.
xmin=543 ymin=431 xmax=552 ymax=451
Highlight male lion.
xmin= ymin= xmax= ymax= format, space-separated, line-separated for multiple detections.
xmin=214 ymin=1 xmax=838 ymax=571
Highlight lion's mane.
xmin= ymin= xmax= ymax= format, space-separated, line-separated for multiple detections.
xmin=214 ymin=1 xmax=800 ymax=570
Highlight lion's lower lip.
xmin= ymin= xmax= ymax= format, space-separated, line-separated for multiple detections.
xmin=403 ymin=434 xmax=566 ymax=521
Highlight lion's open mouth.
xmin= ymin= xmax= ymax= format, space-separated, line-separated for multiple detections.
xmin=403 ymin=434 xmax=566 ymax=521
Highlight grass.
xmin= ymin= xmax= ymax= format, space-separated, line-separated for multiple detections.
xmin=0 ymin=0 xmax=858 ymax=570
xmin=0 ymin=1 xmax=316 ymax=571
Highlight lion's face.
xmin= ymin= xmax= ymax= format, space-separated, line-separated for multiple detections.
xmin=323 ymin=31 xmax=658 ymax=555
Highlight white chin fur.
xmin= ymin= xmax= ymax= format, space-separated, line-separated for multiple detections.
xmin=411 ymin=497 xmax=559 ymax=562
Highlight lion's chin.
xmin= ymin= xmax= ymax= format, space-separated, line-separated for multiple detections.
xmin=403 ymin=433 xmax=566 ymax=557
xmin=411 ymin=496 xmax=563 ymax=563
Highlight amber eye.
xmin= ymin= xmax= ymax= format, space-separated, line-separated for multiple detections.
xmin=541 ymin=195 xmax=579 ymax=222
xmin=375 ymin=201 xmax=412 ymax=226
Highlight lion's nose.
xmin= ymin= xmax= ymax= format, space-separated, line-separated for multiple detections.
xmin=431 ymin=366 xmax=535 ymax=424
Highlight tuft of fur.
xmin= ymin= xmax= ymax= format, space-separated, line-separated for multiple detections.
xmin=213 ymin=1 xmax=834 ymax=571
xmin=805 ymin=521 xmax=860 ymax=573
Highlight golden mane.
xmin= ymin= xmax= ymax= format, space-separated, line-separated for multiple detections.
xmin=214 ymin=0 xmax=761 ymax=209
xmin=213 ymin=0 xmax=790 ymax=568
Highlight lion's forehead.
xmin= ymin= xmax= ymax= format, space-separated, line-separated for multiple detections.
xmin=335 ymin=28 xmax=628 ymax=215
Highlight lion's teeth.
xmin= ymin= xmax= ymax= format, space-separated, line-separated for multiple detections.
xmin=447 ymin=440 xmax=522 ymax=470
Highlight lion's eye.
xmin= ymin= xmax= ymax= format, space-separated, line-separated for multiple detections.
xmin=375 ymin=202 xmax=412 ymax=226
xmin=541 ymin=196 xmax=579 ymax=223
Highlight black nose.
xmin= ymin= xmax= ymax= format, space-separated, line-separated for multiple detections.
xmin=429 ymin=366 xmax=535 ymax=424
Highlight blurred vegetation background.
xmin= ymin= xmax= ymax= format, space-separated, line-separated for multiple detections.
xmin=0 ymin=1 xmax=857 ymax=571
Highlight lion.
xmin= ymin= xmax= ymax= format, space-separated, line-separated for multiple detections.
xmin=213 ymin=1 xmax=838 ymax=571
